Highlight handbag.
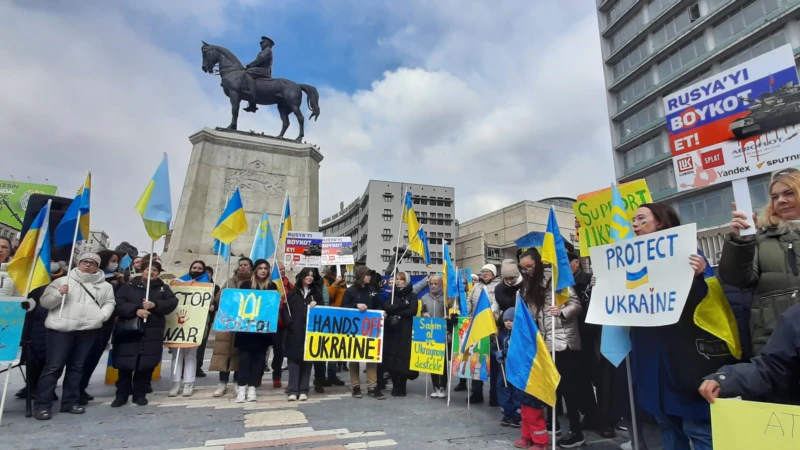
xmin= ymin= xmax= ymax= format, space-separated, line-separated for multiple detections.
xmin=114 ymin=316 xmax=145 ymax=340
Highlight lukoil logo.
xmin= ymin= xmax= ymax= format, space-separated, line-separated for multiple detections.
xmin=677 ymin=156 xmax=694 ymax=173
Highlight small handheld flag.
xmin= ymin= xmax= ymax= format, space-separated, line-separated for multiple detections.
xmin=460 ymin=287 xmax=497 ymax=353
xmin=279 ymin=195 xmax=293 ymax=243
xmin=250 ymin=212 xmax=276 ymax=261
xmin=54 ymin=172 xmax=91 ymax=248
xmin=7 ymin=201 xmax=52 ymax=295
xmin=212 ymin=188 xmax=248 ymax=245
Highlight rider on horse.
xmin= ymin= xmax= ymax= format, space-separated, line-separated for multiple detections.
xmin=243 ymin=36 xmax=274 ymax=112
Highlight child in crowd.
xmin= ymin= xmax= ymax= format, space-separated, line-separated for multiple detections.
xmin=495 ymin=307 xmax=521 ymax=428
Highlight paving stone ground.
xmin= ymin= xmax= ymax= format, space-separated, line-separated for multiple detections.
xmin=0 ymin=351 xmax=662 ymax=449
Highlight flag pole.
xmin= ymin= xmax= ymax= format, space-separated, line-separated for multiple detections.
xmin=144 ymin=241 xmax=155 ymax=324
xmin=494 ymin=336 xmax=508 ymax=387
xmin=626 ymin=356 xmax=640 ymax=449
xmin=213 ymin=251 xmax=221 ymax=287
xmin=551 ymin=274 xmax=557 ymax=450
xmin=0 ymin=362 xmax=12 ymax=427
xmin=58 ymin=207 xmax=83 ymax=319
xmin=390 ymin=187 xmax=409 ymax=305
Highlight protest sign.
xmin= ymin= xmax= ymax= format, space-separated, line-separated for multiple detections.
xmin=212 ymin=289 xmax=280 ymax=334
xmin=163 ymin=281 xmax=214 ymax=348
xmin=451 ymin=317 xmax=490 ymax=381
xmin=410 ymin=317 xmax=447 ymax=374
xmin=0 ymin=297 xmax=28 ymax=363
xmin=0 ymin=180 xmax=58 ymax=228
xmin=321 ymin=237 xmax=355 ymax=265
xmin=711 ymin=398 xmax=800 ymax=449
xmin=284 ymin=231 xmax=323 ymax=268
xmin=585 ymin=223 xmax=697 ymax=327
xmin=304 ymin=306 xmax=383 ymax=362
xmin=574 ymin=180 xmax=652 ymax=257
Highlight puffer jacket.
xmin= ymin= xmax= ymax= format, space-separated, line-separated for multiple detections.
xmin=40 ymin=268 xmax=115 ymax=332
xmin=523 ymin=268 xmax=581 ymax=352
xmin=718 ymin=227 xmax=800 ymax=355
xmin=0 ymin=263 xmax=20 ymax=297
xmin=467 ymin=276 xmax=500 ymax=317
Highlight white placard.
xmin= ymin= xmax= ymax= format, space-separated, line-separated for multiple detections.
xmin=585 ymin=224 xmax=697 ymax=327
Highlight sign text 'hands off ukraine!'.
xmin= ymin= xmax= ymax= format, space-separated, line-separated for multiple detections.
xmin=585 ymin=224 xmax=697 ymax=327
xmin=304 ymin=306 xmax=384 ymax=362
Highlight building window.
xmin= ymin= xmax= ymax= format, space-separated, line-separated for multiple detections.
xmin=613 ymin=40 xmax=649 ymax=81
xmin=445 ymin=214 xmax=451 ymax=219
xmin=672 ymin=185 xmax=733 ymax=228
xmin=648 ymin=0 xmax=679 ymax=20
xmin=383 ymin=215 xmax=392 ymax=222
xmin=657 ymin=35 xmax=707 ymax=82
xmin=610 ymin=10 xmax=644 ymax=53
xmin=486 ymin=247 xmax=501 ymax=259
xmin=644 ymin=165 xmax=676 ymax=193
xmin=382 ymin=255 xmax=391 ymax=263
xmin=437 ymin=213 xmax=444 ymax=218
xmin=383 ymin=193 xmax=393 ymax=202
xmin=382 ymin=209 xmax=393 ymax=222
xmin=382 ymin=235 xmax=391 ymax=242
xmin=445 ymin=233 xmax=452 ymax=238
xmin=719 ymin=29 xmax=787 ymax=71
xmin=619 ymin=102 xmax=661 ymax=139
xmin=623 ymin=136 xmax=667 ymax=170
xmin=652 ymin=4 xmax=695 ymax=51
xmin=616 ymin=72 xmax=655 ymax=110
xmin=420 ymin=218 xmax=428 ymax=224
xmin=713 ymin=0 xmax=781 ymax=47
xmin=382 ymin=228 xmax=391 ymax=235
xmin=608 ymin=0 xmax=635 ymax=23
xmin=382 ymin=249 xmax=390 ymax=255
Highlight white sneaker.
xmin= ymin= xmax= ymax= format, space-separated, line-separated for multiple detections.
xmin=430 ymin=387 xmax=439 ymax=398
xmin=182 ymin=383 xmax=194 ymax=397
xmin=235 ymin=386 xmax=246 ymax=403
xmin=299 ymin=393 xmax=308 ymax=401
xmin=287 ymin=394 xmax=297 ymax=402
xmin=437 ymin=387 xmax=447 ymax=398
xmin=620 ymin=441 xmax=632 ymax=450
xmin=246 ymin=386 xmax=257 ymax=402
xmin=168 ymin=382 xmax=182 ymax=397
xmin=213 ymin=383 xmax=228 ymax=397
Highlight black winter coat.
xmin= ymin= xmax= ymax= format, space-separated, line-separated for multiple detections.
xmin=494 ymin=280 xmax=521 ymax=329
xmin=234 ymin=280 xmax=277 ymax=352
xmin=281 ymin=285 xmax=323 ymax=361
xmin=383 ymin=284 xmax=417 ymax=373
xmin=113 ymin=277 xmax=178 ymax=371
xmin=341 ymin=283 xmax=383 ymax=311
xmin=21 ymin=285 xmax=50 ymax=363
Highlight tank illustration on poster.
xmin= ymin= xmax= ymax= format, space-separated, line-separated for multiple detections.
xmin=730 ymin=83 xmax=800 ymax=139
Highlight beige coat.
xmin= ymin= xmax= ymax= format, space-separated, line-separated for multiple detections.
xmin=209 ymin=330 xmax=239 ymax=372
xmin=525 ymin=268 xmax=582 ymax=352
xmin=467 ymin=276 xmax=501 ymax=317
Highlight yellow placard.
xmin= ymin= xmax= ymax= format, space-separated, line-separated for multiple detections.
xmin=711 ymin=398 xmax=800 ymax=449
xmin=410 ymin=317 xmax=447 ymax=374
xmin=573 ymin=179 xmax=652 ymax=257
xmin=304 ymin=331 xmax=382 ymax=361
xmin=163 ymin=281 xmax=214 ymax=348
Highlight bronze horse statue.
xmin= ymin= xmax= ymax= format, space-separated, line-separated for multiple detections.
xmin=201 ymin=42 xmax=320 ymax=142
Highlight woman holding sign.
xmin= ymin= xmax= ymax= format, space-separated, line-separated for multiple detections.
xmin=383 ymin=272 xmax=418 ymax=397
xmin=281 ymin=268 xmax=322 ymax=401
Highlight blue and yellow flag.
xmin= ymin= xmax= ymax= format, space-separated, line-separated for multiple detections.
xmin=507 ymin=293 xmax=561 ymax=407
xmin=403 ymin=191 xmax=431 ymax=265
xmin=213 ymin=238 xmax=230 ymax=263
xmin=54 ymin=172 xmax=91 ymax=248
xmin=460 ymin=287 xmax=497 ymax=353
xmin=250 ymin=212 xmax=276 ymax=261
xmin=540 ymin=207 xmax=575 ymax=306
xmin=178 ymin=271 xmax=210 ymax=282
xmin=610 ymin=182 xmax=635 ymax=241
xmin=279 ymin=194 xmax=292 ymax=243
xmin=270 ymin=263 xmax=285 ymax=297
xmin=213 ymin=188 xmax=248 ymax=245
xmin=7 ymin=201 xmax=52 ymax=295
xmin=696 ymin=257 xmax=742 ymax=359
xmin=442 ymin=242 xmax=458 ymax=298
xmin=135 ymin=153 xmax=172 ymax=241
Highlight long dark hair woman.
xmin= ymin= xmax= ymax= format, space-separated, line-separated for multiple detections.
xmin=383 ymin=271 xmax=418 ymax=397
xmin=518 ymin=247 xmax=584 ymax=447
xmin=234 ymin=259 xmax=277 ymax=403
xmin=111 ymin=259 xmax=178 ymax=407
xmin=281 ymin=267 xmax=322 ymax=401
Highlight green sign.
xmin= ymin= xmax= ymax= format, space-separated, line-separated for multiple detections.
xmin=0 ymin=180 xmax=58 ymax=229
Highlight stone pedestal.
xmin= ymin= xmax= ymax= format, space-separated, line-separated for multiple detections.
xmin=163 ymin=127 xmax=323 ymax=278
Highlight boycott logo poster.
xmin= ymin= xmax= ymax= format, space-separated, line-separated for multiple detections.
xmin=304 ymin=306 xmax=384 ymax=362
xmin=585 ymin=224 xmax=697 ymax=327
xmin=573 ymin=180 xmax=653 ymax=257
xmin=451 ymin=317 xmax=490 ymax=381
xmin=213 ymin=289 xmax=280 ymax=334
xmin=410 ymin=317 xmax=447 ymax=374
xmin=164 ymin=282 xmax=214 ymax=347
xmin=321 ymin=237 xmax=355 ymax=265
xmin=284 ymin=231 xmax=323 ymax=268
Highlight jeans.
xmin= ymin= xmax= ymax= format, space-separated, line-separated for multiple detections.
xmin=654 ymin=413 xmax=712 ymax=450
xmin=497 ymin=372 xmax=520 ymax=421
xmin=553 ymin=349 xmax=583 ymax=433
xmin=349 ymin=362 xmax=377 ymax=389
xmin=171 ymin=347 xmax=197 ymax=383
xmin=326 ymin=362 xmax=338 ymax=380
xmin=79 ymin=319 xmax=114 ymax=394
xmin=287 ymin=359 xmax=312 ymax=395
xmin=521 ymin=405 xmax=549 ymax=446
xmin=116 ymin=368 xmax=153 ymax=399
xmin=237 ymin=349 xmax=266 ymax=387
xmin=34 ymin=329 xmax=97 ymax=412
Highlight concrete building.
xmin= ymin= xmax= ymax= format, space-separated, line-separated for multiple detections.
xmin=0 ymin=222 xmax=19 ymax=246
xmin=320 ymin=181 xmax=456 ymax=276
xmin=83 ymin=230 xmax=110 ymax=254
xmin=596 ymin=0 xmax=800 ymax=264
xmin=455 ymin=198 xmax=577 ymax=273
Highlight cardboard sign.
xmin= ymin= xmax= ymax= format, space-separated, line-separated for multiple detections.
xmin=410 ymin=317 xmax=447 ymax=374
xmin=212 ymin=289 xmax=280 ymax=334
xmin=711 ymin=398 xmax=800 ymax=449
xmin=574 ymin=180 xmax=653 ymax=257
xmin=304 ymin=306 xmax=384 ymax=362
xmin=0 ymin=297 xmax=28 ymax=363
xmin=321 ymin=237 xmax=355 ymax=265
xmin=163 ymin=281 xmax=214 ymax=348
xmin=284 ymin=231 xmax=323 ymax=268
xmin=451 ymin=317 xmax=490 ymax=381
xmin=585 ymin=223 xmax=697 ymax=327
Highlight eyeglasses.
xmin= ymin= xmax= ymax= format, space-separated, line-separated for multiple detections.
xmin=79 ymin=260 xmax=98 ymax=267
xmin=519 ymin=265 xmax=534 ymax=273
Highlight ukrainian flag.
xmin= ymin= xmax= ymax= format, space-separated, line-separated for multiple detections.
xmin=135 ymin=153 xmax=172 ymax=241
xmin=541 ymin=207 xmax=575 ymax=306
xmin=507 ymin=293 xmax=561 ymax=407
xmin=460 ymin=287 xmax=497 ymax=353
xmin=54 ymin=172 xmax=91 ymax=248
xmin=212 ymin=188 xmax=248 ymax=245
xmin=270 ymin=263 xmax=285 ymax=297
xmin=213 ymin=238 xmax=230 ymax=263
xmin=695 ymin=256 xmax=742 ymax=359
xmin=8 ymin=201 xmax=52 ymax=295
xmin=403 ymin=191 xmax=431 ymax=265
xmin=602 ymin=183 xmax=634 ymax=367
xmin=625 ymin=267 xmax=650 ymax=289
xmin=279 ymin=194 xmax=292 ymax=243
xmin=442 ymin=242 xmax=458 ymax=298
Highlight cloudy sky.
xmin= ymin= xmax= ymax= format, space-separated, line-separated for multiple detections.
xmin=1 ymin=0 xmax=614 ymax=252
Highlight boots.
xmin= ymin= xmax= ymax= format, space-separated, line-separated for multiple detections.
xmin=246 ymin=386 xmax=257 ymax=402
xmin=235 ymin=386 xmax=247 ymax=403
xmin=111 ymin=394 xmax=128 ymax=408
xmin=213 ymin=383 xmax=228 ymax=397
xmin=168 ymin=382 xmax=182 ymax=397
xmin=182 ymin=383 xmax=194 ymax=397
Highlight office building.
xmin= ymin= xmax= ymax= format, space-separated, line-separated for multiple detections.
xmin=596 ymin=0 xmax=800 ymax=263
xmin=455 ymin=198 xmax=577 ymax=273
xmin=320 ymin=181 xmax=456 ymax=275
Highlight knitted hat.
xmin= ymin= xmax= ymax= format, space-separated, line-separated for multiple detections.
xmin=480 ymin=264 xmax=497 ymax=277
xmin=77 ymin=252 xmax=100 ymax=266
xmin=500 ymin=259 xmax=519 ymax=278
xmin=503 ymin=307 xmax=516 ymax=321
